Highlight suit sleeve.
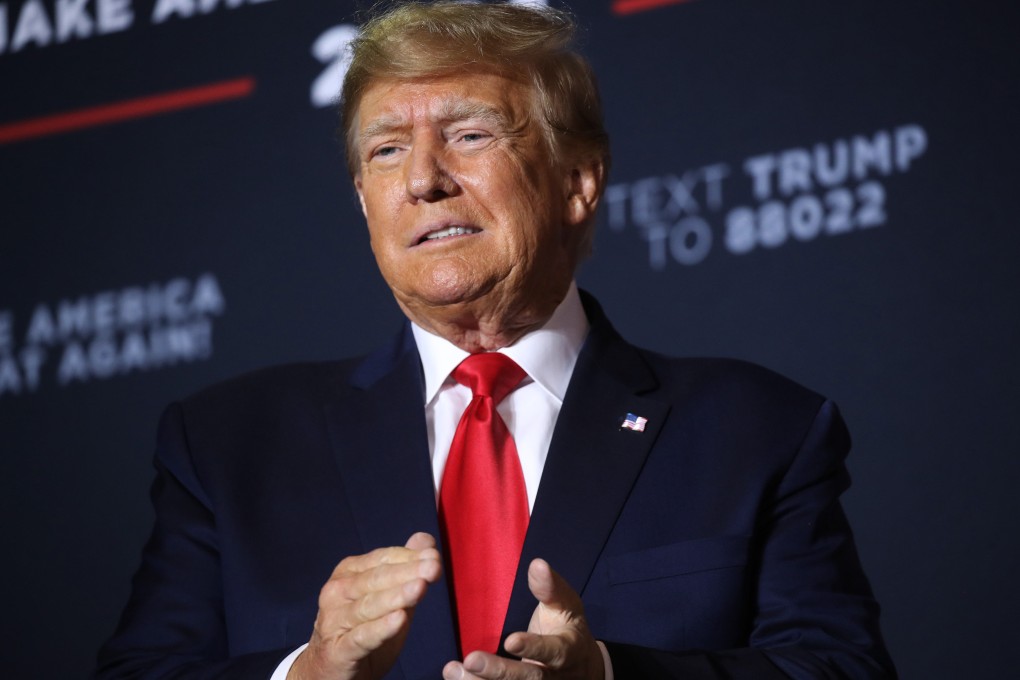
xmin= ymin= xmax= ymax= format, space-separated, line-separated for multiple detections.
xmin=94 ymin=402 xmax=294 ymax=679
xmin=603 ymin=400 xmax=897 ymax=679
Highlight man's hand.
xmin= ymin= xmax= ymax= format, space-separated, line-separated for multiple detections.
xmin=442 ymin=559 xmax=605 ymax=680
xmin=289 ymin=532 xmax=442 ymax=680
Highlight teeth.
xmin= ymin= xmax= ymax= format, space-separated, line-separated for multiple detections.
xmin=425 ymin=226 xmax=479 ymax=240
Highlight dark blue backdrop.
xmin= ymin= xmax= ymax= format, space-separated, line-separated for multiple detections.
xmin=1 ymin=0 xmax=1018 ymax=676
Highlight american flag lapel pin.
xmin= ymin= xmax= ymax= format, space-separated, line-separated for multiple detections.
xmin=620 ymin=412 xmax=648 ymax=432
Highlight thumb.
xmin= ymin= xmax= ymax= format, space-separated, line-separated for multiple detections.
xmin=527 ymin=558 xmax=583 ymax=614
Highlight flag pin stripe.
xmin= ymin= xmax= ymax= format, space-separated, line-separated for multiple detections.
xmin=620 ymin=413 xmax=648 ymax=432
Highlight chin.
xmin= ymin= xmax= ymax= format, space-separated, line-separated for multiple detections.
xmin=421 ymin=264 xmax=496 ymax=306
xmin=395 ymin=280 xmax=487 ymax=311
xmin=425 ymin=283 xmax=493 ymax=309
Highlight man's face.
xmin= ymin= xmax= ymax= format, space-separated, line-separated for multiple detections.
xmin=354 ymin=71 xmax=596 ymax=347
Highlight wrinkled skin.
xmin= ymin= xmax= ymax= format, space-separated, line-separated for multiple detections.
xmin=354 ymin=72 xmax=602 ymax=351
xmin=287 ymin=72 xmax=607 ymax=680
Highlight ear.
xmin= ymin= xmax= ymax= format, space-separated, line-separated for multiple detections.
xmin=354 ymin=176 xmax=368 ymax=218
xmin=563 ymin=158 xmax=605 ymax=228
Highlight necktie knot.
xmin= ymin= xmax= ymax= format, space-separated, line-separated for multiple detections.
xmin=453 ymin=353 xmax=526 ymax=404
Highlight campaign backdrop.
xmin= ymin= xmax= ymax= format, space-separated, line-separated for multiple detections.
xmin=2 ymin=0 xmax=1017 ymax=676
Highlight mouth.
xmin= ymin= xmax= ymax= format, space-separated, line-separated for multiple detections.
xmin=417 ymin=225 xmax=481 ymax=245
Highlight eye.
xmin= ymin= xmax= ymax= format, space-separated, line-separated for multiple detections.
xmin=456 ymin=131 xmax=491 ymax=144
xmin=373 ymin=145 xmax=398 ymax=158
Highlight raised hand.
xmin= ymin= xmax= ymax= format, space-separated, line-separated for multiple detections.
xmin=289 ymin=532 xmax=443 ymax=680
xmin=442 ymin=558 xmax=604 ymax=680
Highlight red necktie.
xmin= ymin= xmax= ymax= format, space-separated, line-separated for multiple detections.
xmin=439 ymin=353 xmax=529 ymax=656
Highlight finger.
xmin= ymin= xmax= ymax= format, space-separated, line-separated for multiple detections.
xmin=330 ymin=607 xmax=410 ymax=661
xmin=326 ymin=552 xmax=441 ymax=605
xmin=334 ymin=542 xmax=440 ymax=577
xmin=442 ymin=653 xmax=545 ymax=680
xmin=442 ymin=660 xmax=468 ymax=680
xmin=318 ymin=574 xmax=433 ymax=635
xmin=504 ymin=630 xmax=569 ymax=667
xmin=332 ymin=546 xmax=417 ymax=577
xmin=405 ymin=531 xmax=437 ymax=550
xmin=505 ymin=628 xmax=604 ymax=678
xmin=527 ymin=559 xmax=583 ymax=614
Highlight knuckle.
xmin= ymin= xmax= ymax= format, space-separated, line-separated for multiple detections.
xmin=366 ymin=545 xmax=390 ymax=562
xmin=334 ymin=554 xmax=359 ymax=575
xmin=348 ymin=624 xmax=374 ymax=653
xmin=318 ymin=579 xmax=344 ymax=606
xmin=364 ymin=566 xmax=388 ymax=592
xmin=374 ymin=545 xmax=408 ymax=565
xmin=353 ymin=591 xmax=373 ymax=622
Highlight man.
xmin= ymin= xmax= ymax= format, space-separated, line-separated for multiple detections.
xmin=97 ymin=3 xmax=895 ymax=679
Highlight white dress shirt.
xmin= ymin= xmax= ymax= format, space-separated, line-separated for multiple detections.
xmin=272 ymin=283 xmax=613 ymax=678
xmin=413 ymin=282 xmax=588 ymax=510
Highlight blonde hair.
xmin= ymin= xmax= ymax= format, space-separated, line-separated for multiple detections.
xmin=340 ymin=1 xmax=610 ymax=181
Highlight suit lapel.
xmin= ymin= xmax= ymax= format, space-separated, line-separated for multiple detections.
xmin=320 ymin=300 xmax=669 ymax=665
xmin=502 ymin=297 xmax=671 ymax=641
xmin=322 ymin=326 xmax=458 ymax=678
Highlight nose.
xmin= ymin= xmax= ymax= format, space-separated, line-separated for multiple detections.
xmin=404 ymin=137 xmax=458 ymax=202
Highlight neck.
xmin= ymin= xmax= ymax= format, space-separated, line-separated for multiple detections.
xmin=400 ymin=304 xmax=551 ymax=352
xmin=397 ymin=288 xmax=570 ymax=353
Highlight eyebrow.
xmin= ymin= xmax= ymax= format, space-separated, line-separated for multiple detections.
xmin=359 ymin=99 xmax=512 ymax=144
xmin=435 ymin=100 xmax=510 ymax=128
xmin=359 ymin=116 xmax=405 ymax=142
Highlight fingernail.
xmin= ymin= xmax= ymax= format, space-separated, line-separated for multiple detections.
xmin=463 ymin=654 xmax=484 ymax=673
xmin=443 ymin=664 xmax=463 ymax=680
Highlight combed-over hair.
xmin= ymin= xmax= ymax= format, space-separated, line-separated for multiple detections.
xmin=340 ymin=1 xmax=610 ymax=181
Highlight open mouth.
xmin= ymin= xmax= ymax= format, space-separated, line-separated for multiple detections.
xmin=418 ymin=225 xmax=481 ymax=244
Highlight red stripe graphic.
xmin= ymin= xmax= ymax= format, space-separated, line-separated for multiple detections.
xmin=0 ymin=76 xmax=256 ymax=146
xmin=612 ymin=0 xmax=695 ymax=15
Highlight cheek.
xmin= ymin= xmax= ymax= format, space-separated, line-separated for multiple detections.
xmin=363 ymin=187 xmax=406 ymax=246
xmin=493 ymin=162 xmax=558 ymax=225
xmin=509 ymin=176 xmax=565 ymax=252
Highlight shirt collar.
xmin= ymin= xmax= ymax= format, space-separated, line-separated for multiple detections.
xmin=411 ymin=282 xmax=589 ymax=406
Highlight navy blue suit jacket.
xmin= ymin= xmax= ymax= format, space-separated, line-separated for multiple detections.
xmin=97 ymin=295 xmax=894 ymax=678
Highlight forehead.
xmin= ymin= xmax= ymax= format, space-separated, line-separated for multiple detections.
xmin=356 ymin=72 xmax=535 ymax=131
